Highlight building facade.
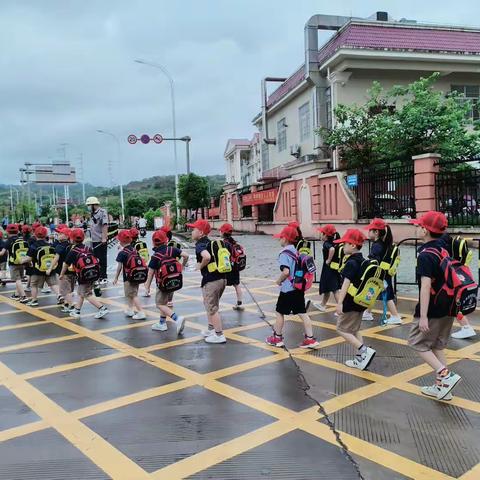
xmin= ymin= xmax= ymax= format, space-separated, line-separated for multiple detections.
xmin=210 ymin=12 xmax=480 ymax=237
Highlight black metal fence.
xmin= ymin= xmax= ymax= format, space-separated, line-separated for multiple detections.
xmin=348 ymin=163 xmax=416 ymax=219
xmin=436 ymin=163 xmax=480 ymax=226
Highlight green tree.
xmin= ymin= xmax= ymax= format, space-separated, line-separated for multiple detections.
xmin=144 ymin=208 xmax=163 ymax=229
xmin=178 ymin=173 xmax=209 ymax=212
xmin=104 ymin=198 xmax=122 ymax=220
xmin=125 ymin=197 xmax=146 ymax=218
xmin=320 ymin=73 xmax=480 ymax=168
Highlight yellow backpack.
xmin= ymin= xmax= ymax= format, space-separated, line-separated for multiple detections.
xmin=36 ymin=245 xmax=56 ymax=273
xmin=207 ymin=240 xmax=232 ymax=274
xmin=347 ymin=258 xmax=385 ymax=308
xmin=134 ymin=240 xmax=150 ymax=264
xmin=11 ymin=238 xmax=29 ymax=265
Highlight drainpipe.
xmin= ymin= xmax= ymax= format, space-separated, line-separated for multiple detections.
xmin=261 ymin=77 xmax=287 ymax=145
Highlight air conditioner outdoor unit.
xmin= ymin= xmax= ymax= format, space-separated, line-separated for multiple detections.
xmin=300 ymin=154 xmax=318 ymax=163
xmin=290 ymin=144 xmax=301 ymax=158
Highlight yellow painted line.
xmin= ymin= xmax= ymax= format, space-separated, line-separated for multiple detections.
xmin=460 ymin=463 xmax=480 ymax=480
xmin=143 ymin=335 xmax=205 ymax=352
xmin=151 ymin=420 xmax=294 ymax=480
xmin=22 ymin=352 xmax=127 ymax=380
xmin=0 ymin=362 xmax=152 ymax=480
xmin=73 ymin=379 xmax=193 ymax=420
xmin=0 ymin=419 xmax=48 ymax=442
xmin=0 ymin=320 xmax=46 ymax=332
xmin=302 ymin=422 xmax=456 ymax=480
xmin=0 ymin=333 xmax=82 ymax=354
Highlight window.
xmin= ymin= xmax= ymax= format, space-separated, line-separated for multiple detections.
xmin=277 ymin=118 xmax=287 ymax=152
xmin=451 ymin=85 xmax=479 ymax=121
xmin=299 ymin=102 xmax=311 ymax=142
xmin=325 ymin=87 xmax=332 ymax=130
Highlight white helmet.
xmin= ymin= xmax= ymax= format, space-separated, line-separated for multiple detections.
xmin=86 ymin=196 xmax=100 ymax=206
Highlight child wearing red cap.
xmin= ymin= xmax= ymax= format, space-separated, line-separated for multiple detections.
xmin=314 ymin=224 xmax=341 ymax=312
xmin=113 ymin=230 xmax=146 ymax=320
xmin=3 ymin=224 xmax=28 ymax=302
xmin=0 ymin=230 xmax=7 ymax=287
xmin=20 ymin=226 xmax=60 ymax=307
xmin=266 ymin=226 xmax=319 ymax=349
xmin=62 ymin=228 xmax=109 ymax=319
xmin=47 ymin=227 xmax=75 ymax=312
xmin=219 ymin=223 xmax=244 ymax=311
xmin=363 ymin=219 xmax=402 ymax=325
xmin=187 ymin=219 xmax=227 ymax=344
xmin=145 ymin=229 xmax=189 ymax=333
xmin=408 ymin=211 xmax=462 ymax=400
xmin=335 ymin=229 xmax=376 ymax=370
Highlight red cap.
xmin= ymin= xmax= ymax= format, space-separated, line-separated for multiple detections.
xmin=219 ymin=223 xmax=233 ymax=234
xmin=317 ymin=224 xmax=336 ymax=236
xmin=32 ymin=221 xmax=41 ymax=230
xmin=70 ymin=228 xmax=85 ymax=242
xmin=288 ymin=221 xmax=300 ymax=228
xmin=186 ymin=219 xmax=211 ymax=235
xmin=364 ymin=218 xmax=387 ymax=231
xmin=333 ymin=229 xmax=366 ymax=247
xmin=273 ymin=226 xmax=298 ymax=243
xmin=410 ymin=211 xmax=448 ymax=234
xmin=152 ymin=229 xmax=168 ymax=245
xmin=55 ymin=223 xmax=67 ymax=232
xmin=35 ymin=226 xmax=48 ymax=239
xmin=21 ymin=225 xmax=32 ymax=234
xmin=58 ymin=227 xmax=72 ymax=238
xmin=6 ymin=224 xmax=19 ymax=234
xmin=117 ymin=229 xmax=132 ymax=243
xmin=129 ymin=227 xmax=139 ymax=239
xmin=160 ymin=225 xmax=171 ymax=233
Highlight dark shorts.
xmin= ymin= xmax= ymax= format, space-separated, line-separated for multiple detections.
xmin=276 ymin=290 xmax=306 ymax=315
xmin=226 ymin=269 xmax=240 ymax=286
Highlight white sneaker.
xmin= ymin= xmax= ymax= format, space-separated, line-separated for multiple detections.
xmin=451 ymin=326 xmax=476 ymax=339
xmin=232 ymin=304 xmax=245 ymax=311
xmin=175 ymin=316 xmax=186 ymax=335
xmin=41 ymin=287 xmax=51 ymax=294
xmin=24 ymin=286 xmax=31 ymax=293
xmin=205 ymin=332 xmax=226 ymax=344
xmin=313 ymin=302 xmax=327 ymax=312
xmin=100 ymin=279 xmax=108 ymax=285
xmin=132 ymin=312 xmax=146 ymax=320
xmin=362 ymin=311 xmax=374 ymax=321
xmin=152 ymin=321 xmax=168 ymax=332
xmin=69 ymin=309 xmax=81 ymax=318
xmin=125 ymin=310 xmax=135 ymax=317
xmin=202 ymin=329 xmax=215 ymax=338
xmin=437 ymin=372 xmax=461 ymax=400
xmin=345 ymin=347 xmax=376 ymax=371
xmin=94 ymin=306 xmax=109 ymax=319
xmin=384 ymin=316 xmax=402 ymax=325
xmin=421 ymin=384 xmax=452 ymax=401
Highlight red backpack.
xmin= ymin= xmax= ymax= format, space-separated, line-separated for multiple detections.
xmin=153 ymin=247 xmax=183 ymax=292
xmin=423 ymin=247 xmax=478 ymax=316
xmin=73 ymin=246 xmax=100 ymax=284
xmin=230 ymin=242 xmax=247 ymax=271
xmin=282 ymin=250 xmax=316 ymax=292
xmin=123 ymin=248 xmax=148 ymax=284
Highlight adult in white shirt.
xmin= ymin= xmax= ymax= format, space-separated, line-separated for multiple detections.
xmin=137 ymin=215 xmax=147 ymax=229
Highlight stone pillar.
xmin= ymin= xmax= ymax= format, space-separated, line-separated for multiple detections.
xmin=250 ymin=185 xmax=259 ymax=221
xmin=413 ymin=153 xmax=440 ymax=216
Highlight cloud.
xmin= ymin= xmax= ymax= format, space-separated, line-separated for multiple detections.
xmin=1 ymin=0 xmax=479 ymax=185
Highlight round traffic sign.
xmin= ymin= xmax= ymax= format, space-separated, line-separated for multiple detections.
xmin=153 ymin=134 xmax=164 ymax=144
xmin=127 ymin=134 xmax=137 ymax=144
xmin=140 ymin=134 xmax=150 ymax=144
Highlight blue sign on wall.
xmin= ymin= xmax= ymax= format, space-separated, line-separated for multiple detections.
xmin=347 ymin=174 xmax=358 ymax=188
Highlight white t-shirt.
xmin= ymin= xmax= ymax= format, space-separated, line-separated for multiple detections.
xmin=138 ymin=218 xmax=147 ymax=228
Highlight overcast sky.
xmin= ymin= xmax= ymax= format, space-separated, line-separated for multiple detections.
xmin=1 ymin=0 xmax=479 ymax=186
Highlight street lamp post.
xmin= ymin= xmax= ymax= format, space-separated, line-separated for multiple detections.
xmin=134 ymin=59 xmax=181 ymax=224
xmin=96 ymin=130 xmax=125 ymax=223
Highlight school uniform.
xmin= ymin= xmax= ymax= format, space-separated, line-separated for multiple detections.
xmin=223 ymin=236 xmax=240 ymax=286
xmin=319 ymin=239 xmax=341 ymax=295
xmin=55 ymin=240 xmax=75 ymax=298
xmin=196 ymin=236 xmax=226 ymax=316
xmin=408 ymin=239 xmax=454 ymax=352
xmin=276 ymin=245 xmax=306 ymax=315
xmin=148 ymin=245 xmax=182 ymax=306
xmin=336 ymin=253 xmax=367 ymax=334
xmin=65 ymin=244 xmax=94 ymax=298
xmin=116 ymin=245 xmax=140 ymax=300
xmin=369 ymin=240 xmax=395 ymax=301
xmin=27 ymin=239 xmax=58 ymax=288
xmin=4 ymin=235 xmax=25 ymax=280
